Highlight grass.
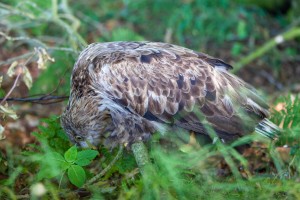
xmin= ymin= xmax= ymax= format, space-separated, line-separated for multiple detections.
xmin=0 ymin=0 xmax=300 ymax=199
xmin=1 ymin=103 xmax=300 ymax=199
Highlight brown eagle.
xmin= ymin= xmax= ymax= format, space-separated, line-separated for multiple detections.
xmin=61 ymin=41 xmax=280 ymax=148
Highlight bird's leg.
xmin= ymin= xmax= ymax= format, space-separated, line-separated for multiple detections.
xmin=111 ymin=113 xmax=152 ymax=174
xmin=131 ymin=141 xmax=151 ymax=175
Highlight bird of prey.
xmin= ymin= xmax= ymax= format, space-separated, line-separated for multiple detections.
xmin=61 ymin=41 xmax=280 ymax=149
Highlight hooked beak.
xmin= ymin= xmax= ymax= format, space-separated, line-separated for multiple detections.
xmin=78 ymin=141 xmax=97 ymax=149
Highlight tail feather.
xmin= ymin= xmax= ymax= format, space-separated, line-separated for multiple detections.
xmin=255 ymin=118 xmax=281 ymax=139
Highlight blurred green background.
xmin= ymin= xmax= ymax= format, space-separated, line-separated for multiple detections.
xmin=1 ymin=0 xmax=300 ymax=97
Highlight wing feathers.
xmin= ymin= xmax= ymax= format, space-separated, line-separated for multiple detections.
xmin=79 ymin=42 xmax=270 ymax=138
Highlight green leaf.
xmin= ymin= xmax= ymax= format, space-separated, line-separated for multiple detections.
xmin=50 ymin=152 xmax=65 ymax=162
xmin=75 ymin=150 xmax=98 ymax=166
xmin=77 ymin=150 xmax=98 ymax=161
xmin=67 ymin=165 xmax=86 ymax=187
xmin=36 ymin=152 xmax=66 ymax=180
xmin=64 ymin=146 xmax=77 ymax=163
xmin=37 ymin=165 xmax=61 ymax=180
xmin=49 ymin=152 xmax=70 ymax=170
xmin=75 ymin=158 xmax=91 ymax=166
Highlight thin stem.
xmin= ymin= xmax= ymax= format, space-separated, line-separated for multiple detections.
xmin=0 ymin=187 xmax=17 ymax=200
xmin=0 ymin=32 xmax=47 ymax=48
xmin=0 ymin=72 xmax=22 ymax=105
xmin=0 ymin=52 xmax=35 ymax=67
xmin=233 ymin=27 xmax=300 ymax=73
xmin=0 ymin=95 xmax=69 ymax=104
xmin=84 ymin=146 xmax=124 ymax=187
xmin=51 ymin=0 xmax=58 ymax=19
xmin=0 ymin=54 xmax=35 ymax=105
xmin=52 ymin=18 xmax=87 ymax=49
xmin=0 ymin=3 xmax=35 ymax=19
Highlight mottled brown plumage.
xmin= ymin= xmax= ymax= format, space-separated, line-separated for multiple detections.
xmin=61 ymin=41 xmax=279 ymax=148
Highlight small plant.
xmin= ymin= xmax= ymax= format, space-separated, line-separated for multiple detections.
xmin=28 ymin=117 xmax=99 ymax=188
xmin=50 ymin=146 xmax=99 ymax=187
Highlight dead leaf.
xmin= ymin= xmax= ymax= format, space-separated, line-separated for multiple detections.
xmin=0 ymin=104 xmax=18 ymax=119
xmin=35 ymin=47 xmax=55 ymax=70
xmin=7 ymin=61 xmax=18 ymax=77
xmin=22 ymin=66 xmax=32 ymax=89
xmin=0 ymin=125 xmax=5 ymax=140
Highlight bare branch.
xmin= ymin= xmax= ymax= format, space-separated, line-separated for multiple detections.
xmin=0 ymin=53 xmax=35 ymax=105
xmin=0 ymin=52 xmax=35 ymax=67
xmin=0 ymin=95 xmax=69 ymax=104
xmin=0 ymin=70 xmax=22 ymax=105
xmin=0 ymin=32 xmax=47 ymax=48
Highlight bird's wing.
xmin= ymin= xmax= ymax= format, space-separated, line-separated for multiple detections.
xmin=75 ymin=41 xmax=269 ymax=140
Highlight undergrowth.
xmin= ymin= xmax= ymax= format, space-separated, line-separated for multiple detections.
xmin=1 ymin=0 xmax=300 ymax=199
xmin=1 ymin=95 xmax=300 ymax=199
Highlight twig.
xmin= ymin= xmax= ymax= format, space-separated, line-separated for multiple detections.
xmin=50 ymin=0 xmax=87 ymax=49
xmin=60 ymin=0 xmax=80 ymax=30
xmin=52 ymin=18 xmax=87 ymax=49
xmin=0 ymin=71 xmax=22 ymax=105
xmin=48 ymin=47 xmax=78 ymax=53
xmin=0 ymin=54 xmax=34 ymax=105
xmin=16 ymin=194 xmax=30 ymax=199
xmin=0 ymin=32 xmax=78 ymax=56
xmin=1 ymin=0 xmax=87 ymax=50
xmin=0 ymin=187 xmax=17 ymax=200
xmin=0 ymin=52 xmax=35 ymax=67
xmin=84 ymin=146 xmax=124 ymax=187
xmin=259 ymin=70 xmax=283 ymax=90
xmin=0 ymin=2 xmax=35 ymax=19
xmin=0 ymin=42 xmax=76 ymax=74
xmin=0 ymin=95 xmax=69 ymax=104
xmin=0 ymin=32 xmax=47 ymax=48
xmin=233 ymin=27 xmax=300 ymax=73
xmin=1 ymin=56 xmax=70 ymax=105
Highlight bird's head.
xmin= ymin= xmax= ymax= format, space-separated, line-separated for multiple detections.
xmin=60 ymin=96 xmax=114 ymax=148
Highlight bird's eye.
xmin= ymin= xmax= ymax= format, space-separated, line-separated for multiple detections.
xmin=75 ymin=135 xmax=83 ymax=141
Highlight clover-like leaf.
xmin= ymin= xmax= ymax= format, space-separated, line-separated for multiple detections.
xmin=49 ymin=152 xmax=70 ymax=170
xmin=77 ymin=150 xmax=98 ymax=161
xmin=64 ymin=146 xmax=77 ymax=163
xmin=67 ymin=165 xmax=86 ymax=187
xmin=75 ymin=149 xmax=98 ymax=166
xmin=75 ymin=158 xmax=91 ymax=166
